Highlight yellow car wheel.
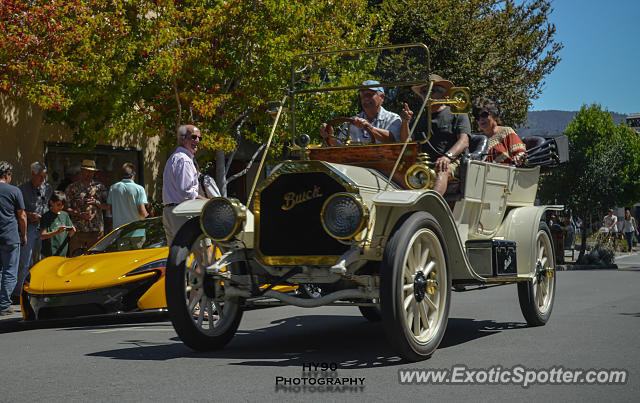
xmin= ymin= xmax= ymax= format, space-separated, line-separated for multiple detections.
xmin=166 ymin=218 xmax=243 ymax=351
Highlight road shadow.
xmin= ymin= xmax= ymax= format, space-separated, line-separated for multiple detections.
xmin=86 ymin=315 xmax=526 ymax=368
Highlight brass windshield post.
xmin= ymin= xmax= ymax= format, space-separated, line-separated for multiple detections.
xmin=247 ymin=94 xmax=288 ymax=209
xmin=385 ymin=81 xmax=433 ymax=191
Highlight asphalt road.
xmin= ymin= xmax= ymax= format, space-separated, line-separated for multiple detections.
xmin=2 ymin=264 xmax=639 ymax=402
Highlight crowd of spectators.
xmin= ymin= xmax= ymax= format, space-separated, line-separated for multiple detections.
xmin=0 ymin=158 xmax=149 ymax=314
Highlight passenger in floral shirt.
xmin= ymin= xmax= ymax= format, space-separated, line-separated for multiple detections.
xmin=65 ymin=159 xmax=108 ymax=255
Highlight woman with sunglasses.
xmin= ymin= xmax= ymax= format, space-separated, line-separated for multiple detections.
xmin=472 ymin=97 xmax=526 ymax=165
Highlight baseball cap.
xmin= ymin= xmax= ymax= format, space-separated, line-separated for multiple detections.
xmin=361 ymin=80 xmax=384 ymax=94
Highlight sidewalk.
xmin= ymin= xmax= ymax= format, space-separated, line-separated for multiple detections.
xmin=0 ymin=305 xmax=23 ymax=320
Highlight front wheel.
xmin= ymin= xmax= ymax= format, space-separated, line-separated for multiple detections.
xmin=381 ymin=212 xmax=451 ymax=361
xmin=518 ymin=222 xmax=556 ymax=326
xmin=165 ymin=218 xmax=243 ymax=351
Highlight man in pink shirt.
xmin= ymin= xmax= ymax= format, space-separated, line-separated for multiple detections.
xmin=162 ymin=125 xmax=207 ymax=245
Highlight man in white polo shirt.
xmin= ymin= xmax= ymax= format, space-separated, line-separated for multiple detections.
xmin=106 ymin=163 xmax=148 ymax=229
xmin=162 ymin=125 xmax=207 ymax=245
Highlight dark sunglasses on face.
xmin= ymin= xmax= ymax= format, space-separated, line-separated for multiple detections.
xmin=184 ymin=134 xmax=202 ymax=141
xmin=475 ymin=111 xmax=490 ymax=119
xmin=420 ymin=85 xmax=447 ymax=96
xmin=433 ymin=85 xmax=447 ymax=94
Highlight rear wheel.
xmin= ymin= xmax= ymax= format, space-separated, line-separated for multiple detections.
xmin=381 ymin=212 xmax=451 ymax=361
xmin=166 ymin=218 xmax=243 ymax=351
xmin=518 ymin=222 xmax=556 ymax=326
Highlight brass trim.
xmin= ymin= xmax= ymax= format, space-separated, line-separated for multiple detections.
xmin=247 ymin=94 xmax=287 ymax=208
xmin=259 ymin=255 xmax=343 ymax=266
xmin=427 ymin=87 xmax=471 ymax=114
xmin=200 ymin=197 xmax=246 ymax=242
xmin=320 ymin=192 xmax=369 ymax=240
xmin=404 ymin=162 xmax=436 ymax=190
xmin=253 ymin=160 xmax=359 ymax=266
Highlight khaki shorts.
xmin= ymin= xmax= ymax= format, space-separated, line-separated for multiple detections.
xmin=449 ymin=158 xmax=461 ymax=180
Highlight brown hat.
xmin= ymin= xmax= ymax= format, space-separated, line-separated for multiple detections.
xmin=412 ymin=74 xmax=454 ymax=97
xmin=80 ymin=159 xmax=98 ymax=171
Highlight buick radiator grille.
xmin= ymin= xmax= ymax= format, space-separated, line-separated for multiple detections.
xmin=259 ymin=172 xmax=349 ymax=257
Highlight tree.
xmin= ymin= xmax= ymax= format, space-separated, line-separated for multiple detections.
xmin=1 ymin=0 xmax=386 ymax=195
xmin=380 ymin=0 xmax=562 ymax=128
xmin=537 ymin=104 xmax=640 ymax=261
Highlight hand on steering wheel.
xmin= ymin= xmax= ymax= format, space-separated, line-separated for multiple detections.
xmin=320 ymin=117 xmax=374 ymax=146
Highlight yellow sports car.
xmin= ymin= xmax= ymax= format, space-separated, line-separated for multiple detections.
xmin=21 ymin=217 xmax=297 ymax=320
xmin=21 ymin=217 xmax=169 ymax=320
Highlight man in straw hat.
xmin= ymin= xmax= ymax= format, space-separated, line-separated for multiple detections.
xmin=399 ymin=74 xmax=470 ymax=195
xmin=65 ymin=159 xmax=108 ymax=255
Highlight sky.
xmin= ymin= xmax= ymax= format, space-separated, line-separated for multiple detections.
xmin=530 ymin=0 xmax=639 ymax=114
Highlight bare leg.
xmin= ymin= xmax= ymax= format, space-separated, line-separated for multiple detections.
xmin=432 ymin=171 xmax=450 ymax=196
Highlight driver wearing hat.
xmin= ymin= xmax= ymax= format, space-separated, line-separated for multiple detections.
xmin=320 ymin=80 xmax=402 ymax=146
xmin=399 ymin=74 xmax=471 ymax=196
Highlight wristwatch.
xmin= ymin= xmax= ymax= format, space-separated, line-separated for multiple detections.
xmin=444 ymin=151 xmax=454 ymax=161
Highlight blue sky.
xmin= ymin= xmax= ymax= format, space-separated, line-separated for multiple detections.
xmin=531 ymin=0 xmax=639 ymax=114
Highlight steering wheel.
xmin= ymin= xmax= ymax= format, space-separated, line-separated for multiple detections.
xmin=321 ymin=117 xmax=374 ymax=146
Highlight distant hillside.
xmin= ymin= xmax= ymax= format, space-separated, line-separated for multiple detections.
xmin=516 ymin=110 xmax=628 ymax=138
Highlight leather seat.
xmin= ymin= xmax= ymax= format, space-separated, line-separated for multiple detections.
xmin=467 ymin=133 xmax=488 ymax=161
xmin=522 ymin=135 xmax=545 ymax=151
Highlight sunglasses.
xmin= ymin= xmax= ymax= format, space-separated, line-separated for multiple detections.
xmin=183 ymin=134 xmax=202 ymax=141
xmin=432 ymin=85 xmax=447 ymax=94
xmin=419 ymin=86 xmax=447 ymax=98
xmin=475 ymin=111 xmax=491 ymax=119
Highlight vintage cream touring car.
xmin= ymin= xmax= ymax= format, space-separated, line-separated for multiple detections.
xmin=165 ymin=44 xmax=568 ymax=361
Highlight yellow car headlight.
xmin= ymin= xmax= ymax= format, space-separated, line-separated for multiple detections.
xmin=200 ymin=197 xmax=246 ymax=242
xmin=320 ymin=193 xmax=369 ymax=240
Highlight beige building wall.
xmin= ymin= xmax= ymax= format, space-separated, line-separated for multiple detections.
xmin=0 ymin=95 xmax=167 ymax=202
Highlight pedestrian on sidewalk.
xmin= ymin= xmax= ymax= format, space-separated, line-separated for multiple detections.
xmin=15 ymin=162 xmax=52 ymax=301
xmin=39 ymin=191 xmax=76 ymax=258
xmin=106 ymin=162 xmax=148 ymax=230
xmin=162 ymin=125 xmax=206 ymax=245
xmin=603 ymin=209 xmax=618 ymax=249
xmin=65 ymin=159 xmax=108 ymax=255
xmin=0 ymin=161 xmax=26 ymax=315
xmin=622 ymin=209 xmax=639 ymax=255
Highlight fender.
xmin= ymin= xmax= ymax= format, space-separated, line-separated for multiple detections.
xmin=172 ymin=199 xmax=209 ymax=216
xmin=370 ymin=190 xmax=482 ymax=282
xmin=495 ymin=205 xmax=563 ymax=276
xmin=172 ymin=198 xmax=255 ymax=247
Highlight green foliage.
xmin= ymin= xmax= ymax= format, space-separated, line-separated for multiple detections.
xmin=538 ymin=104 xmax=640 ymax=228
xmin=1 ymin=0 xmax=385 ymax=151
xmin=381 ymin=0 xmax=562 ymax=128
